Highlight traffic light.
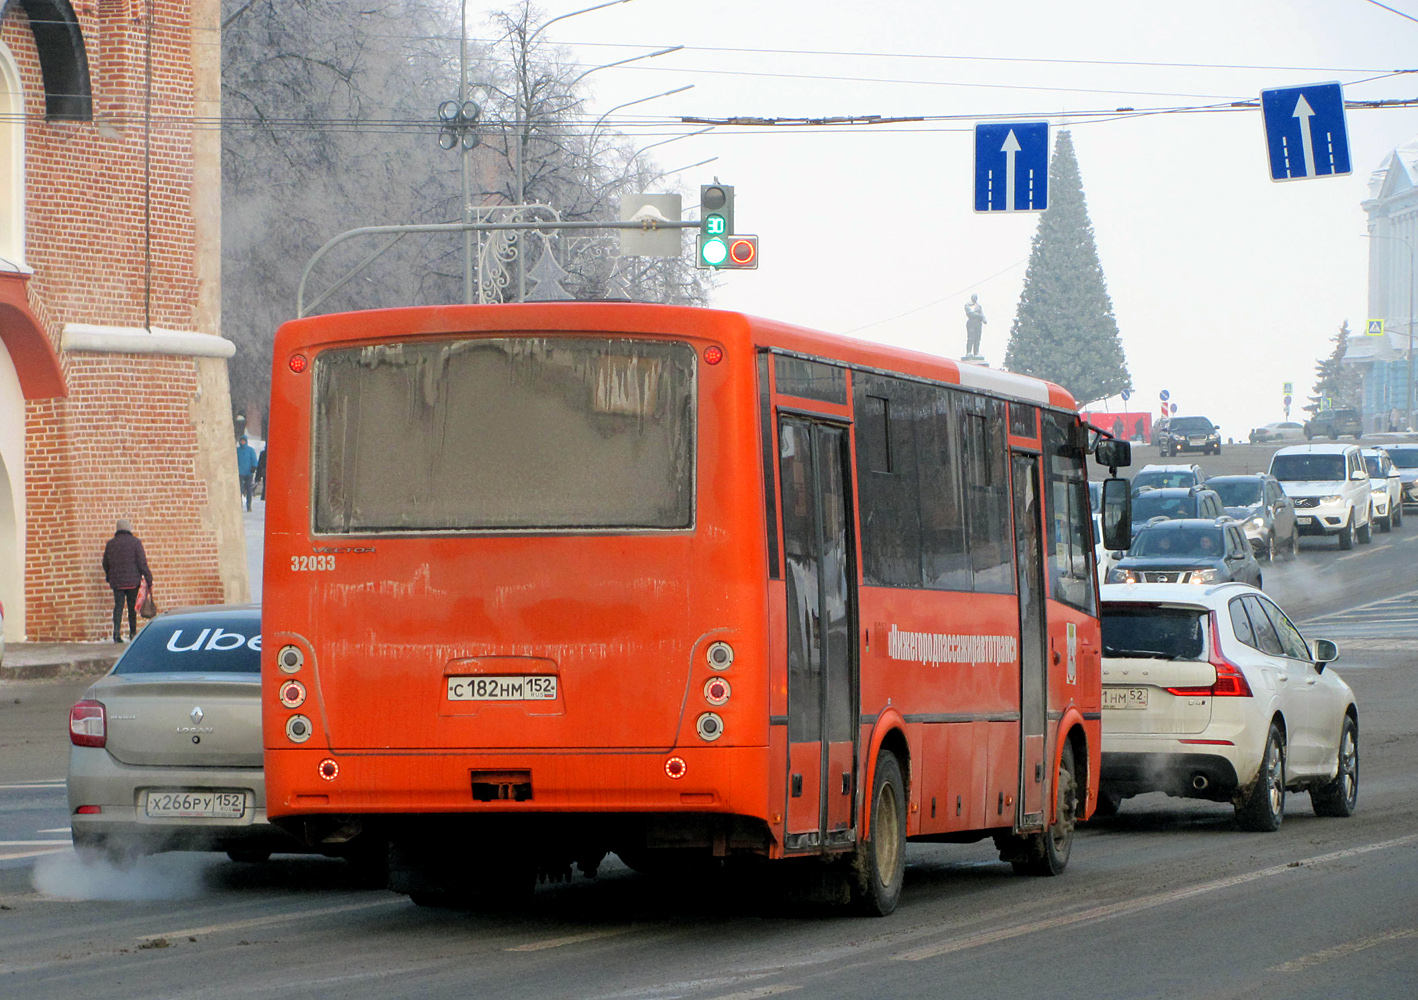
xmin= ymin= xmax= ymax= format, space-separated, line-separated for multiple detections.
xmin=698 ymin=182 xmax=734 ymax=267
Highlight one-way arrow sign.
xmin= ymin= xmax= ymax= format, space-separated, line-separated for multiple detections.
xmin=1260 ymin=82 xmax=1351 ymax=182
xmin=974 ymin=122 xmax=1049 ymax=212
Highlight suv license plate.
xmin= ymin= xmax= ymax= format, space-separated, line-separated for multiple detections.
xmin=1102 ymin=687 xmax=1148 ymax=710
xmin=447 ymin=675 xmax=558 ymax=701
xmin=145 ymin=790 xmax=246 ymax=819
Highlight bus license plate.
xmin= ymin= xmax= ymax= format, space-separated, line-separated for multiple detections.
xmin=145 ymin=790 xmax=246 ymax=819
xmin=1102 ymin=687 xmax=1148 ymax=710
xmin=447 ymin=675 xmax=558 ymax=701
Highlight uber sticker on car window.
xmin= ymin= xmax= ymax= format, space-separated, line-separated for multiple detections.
xmin=165 ymin=628 xmax=262 ymax=652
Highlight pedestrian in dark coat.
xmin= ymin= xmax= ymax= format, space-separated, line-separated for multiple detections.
xmin=103 ymin=519 xmax=153 ymax=642
xmin=254 ymin=444 xmax=267 ymax=501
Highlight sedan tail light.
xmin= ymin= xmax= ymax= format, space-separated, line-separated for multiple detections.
xmin=1166 ymin=615 xmax=1253 ymax=698
xmin=69 ymin=699 xmax=107 ymax=747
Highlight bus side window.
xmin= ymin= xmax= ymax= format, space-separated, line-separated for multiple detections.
xmin=959 ymin=394 xmax=1013 ymax=594
xmin=854 ymin=373 xmax=923 ymax=588
xmin=1041 ymin=411 xmax=1096 ymax=614
xmin=917 ymin=386 xmax=970 ymax=590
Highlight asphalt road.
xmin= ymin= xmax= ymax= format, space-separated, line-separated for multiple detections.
xmin=1 ymin=459 xmax=1414 ymax=999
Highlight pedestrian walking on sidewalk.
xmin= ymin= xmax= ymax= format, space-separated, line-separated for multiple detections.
xmin=254 ymin=443 xmax=267 ymax=501
xmin=236 ymin=435 xmax=258 ymax=511
xmin=103 ymin=519 xmax=153 ymax=642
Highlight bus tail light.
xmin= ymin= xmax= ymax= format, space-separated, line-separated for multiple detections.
xmin=696 ymin=712 xmax=724 ymax=741
xmin=70 ymin=700 xmax=106 ymax=747
xmin=703 ymin=345 xmax=724 ymax=365
xmin=279 ymin=680 xmax=307 ymax=709
xmin=318 ymin=759 xmax=339 ymax=781
xmin=665 ymin=757 xmax=686 ymax=779
xmin=286 ymin=715 xmax=313 ymax=743
xmin=289 ymin=354 xmax=309 ymax=374
xmin=704 ymin=677 xmax=731 ymax=706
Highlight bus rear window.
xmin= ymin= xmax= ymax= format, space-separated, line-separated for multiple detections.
xmin=313 ymin=337 xmax=695 ymax=532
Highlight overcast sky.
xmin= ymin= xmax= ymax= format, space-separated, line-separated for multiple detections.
xmin=502 ymin=0 xmax=1418 ymax=436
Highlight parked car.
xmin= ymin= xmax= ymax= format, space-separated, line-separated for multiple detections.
xmin=1362 ymin=448 xmax=1404 ymax=532
xmin=1379 ymin=444 xmax=1418 ymax=511
xmin=1127 ymin=486 xmax=1224 ymax=545
xmin=1268 ymin=444 xmax=1373 ymax=550
xmin=1303 ymin=407 xmax=1363 ymax=440
xmin=1158 ymin=415 xmax=1222 ymax=456
xmin=1130 ymin=463 xmax=1207 ymax=492
xmin=1206 ymin=474 xmax=1300 ymax=561
xmin=67 ymin=606 xmax=359 ymax=866
xmin=1248 ymin=421 xmax=1305 ymax=444
xmin=1097 ymin=581 xmax=1358 ymax=830
xmin=1106 ymin=519 xmax=1263 ymax=589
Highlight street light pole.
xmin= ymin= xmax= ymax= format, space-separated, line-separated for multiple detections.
xmin=1364 ymin=232 xmax=1415 ymax=431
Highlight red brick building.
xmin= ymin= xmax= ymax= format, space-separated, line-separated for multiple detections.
xmin=0 ymin=0 xmax=245 ymax=642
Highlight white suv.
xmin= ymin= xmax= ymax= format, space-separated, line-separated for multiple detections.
xmin=1267 ymin=444 xmax=1373 ymax=550
xmin=1098 ymin=582 xmax=1358 ymax=831
xmin=1363 ymin=448 xmax=1403 ymax=532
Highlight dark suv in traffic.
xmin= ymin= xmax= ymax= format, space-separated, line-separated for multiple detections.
xmin=1304 ymin=407 xmax=1363 ymax=440
xmin=1158 ymin=415 xmax=1222 ymax=456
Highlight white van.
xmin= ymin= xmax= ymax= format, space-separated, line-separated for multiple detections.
xmin=1267 ymin=444 xmax=1372 ymax=550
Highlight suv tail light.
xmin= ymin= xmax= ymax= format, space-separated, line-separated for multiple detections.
xmin=1166 ymin=615 xmax=1253 ymax=698
xmin=70 ymin=700 xmax=107 ymax=747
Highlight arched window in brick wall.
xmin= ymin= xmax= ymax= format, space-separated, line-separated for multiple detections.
xmin=0 ymin=37 xmax=22 ymax=267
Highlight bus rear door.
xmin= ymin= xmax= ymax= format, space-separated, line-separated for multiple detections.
xmin=778 ymin=416 xmax=858 ymax=852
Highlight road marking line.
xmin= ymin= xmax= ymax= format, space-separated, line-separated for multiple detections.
xmin=36 ymin=828 xmax=69 ymax=834
xmin=895 ymin=834 xmax=1418 ymax=962
xmin=705 ymin=987 xmax=803 ymax=1000
xmin=507 ymin=927 xmax=634 ymax=952
xmin=136 ymin=898 xmax=404 ymax=940
xmin=0 ymin=847 xmax=69 ymax=861
xmin=1269 ymin=927 xmax=1418 ymax=972
xmin=0 ymin=782 xmax=65 ymax=790
xmin=0 ymin=839 xmax=73 ymax=846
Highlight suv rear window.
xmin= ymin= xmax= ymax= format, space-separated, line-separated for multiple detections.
xmin=115 ymin=616 xmax=261 ymax=674
xmin=1102 ymin=605 xmax=1207 ymax=660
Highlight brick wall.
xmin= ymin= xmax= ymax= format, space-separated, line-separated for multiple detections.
xmin=7 ymin=1 xmax=241 ymax=640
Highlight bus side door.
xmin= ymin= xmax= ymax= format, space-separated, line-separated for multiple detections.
xmin=778 ymin=417 xmax=858 ymax=851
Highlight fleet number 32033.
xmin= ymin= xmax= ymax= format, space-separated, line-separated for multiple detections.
xmin=291 ymin=555 xmax=336 ymax=572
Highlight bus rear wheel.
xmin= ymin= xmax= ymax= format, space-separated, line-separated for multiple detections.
xmin=848 ymin=750 xmax=906 ymax=916
xmin=998 ymin=743 xmax=1078 ymax=876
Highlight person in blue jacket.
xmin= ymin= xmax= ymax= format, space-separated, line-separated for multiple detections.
xmin=236 ymin=435 xmax=258 ymax=511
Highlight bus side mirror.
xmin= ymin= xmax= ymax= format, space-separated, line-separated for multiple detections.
xmin=1101 ymin=477 xmax=1132 ymax=552
xmin=1096 ymin=438 xmax=1132 ymax=470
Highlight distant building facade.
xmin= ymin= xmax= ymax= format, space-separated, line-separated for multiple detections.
xmin=1352 ymin=135 xmax=1418 ymax=431
xmin=0 ymin=1 xmax=246 ymax=641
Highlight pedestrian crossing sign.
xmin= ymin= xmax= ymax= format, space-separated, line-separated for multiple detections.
xmin=1366 ymin=319 xmax=1384 ymax=337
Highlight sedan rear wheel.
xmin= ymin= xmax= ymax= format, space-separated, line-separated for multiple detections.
xmin=1236 ymin=723 xmax=1286 ymax=832
xmin=1311 ymin=716 xmax=1359 ymax=818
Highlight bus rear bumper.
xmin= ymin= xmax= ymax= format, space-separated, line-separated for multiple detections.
xmin=264 ymin=745 xmax=771 ymax=821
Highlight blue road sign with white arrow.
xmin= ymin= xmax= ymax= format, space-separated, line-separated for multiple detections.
xmin=1260 ymin=82 xmax=1351 ymax=182
xmin=975 ymin=122 xmax=1049 ymax=212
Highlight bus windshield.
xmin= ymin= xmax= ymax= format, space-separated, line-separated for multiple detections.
xmin=313 ymin=337 xmax=696 ymax=532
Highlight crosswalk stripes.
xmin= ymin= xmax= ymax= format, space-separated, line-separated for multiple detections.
xmin=1301 ymin=590 xmax=1418 ymax=640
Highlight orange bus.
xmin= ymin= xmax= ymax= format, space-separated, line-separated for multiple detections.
xmin=262 ymin=302 xmax=1130 ymax=914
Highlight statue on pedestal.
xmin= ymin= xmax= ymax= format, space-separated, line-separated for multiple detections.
xmin=963 ymin=294 xmax=986 ymax=359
